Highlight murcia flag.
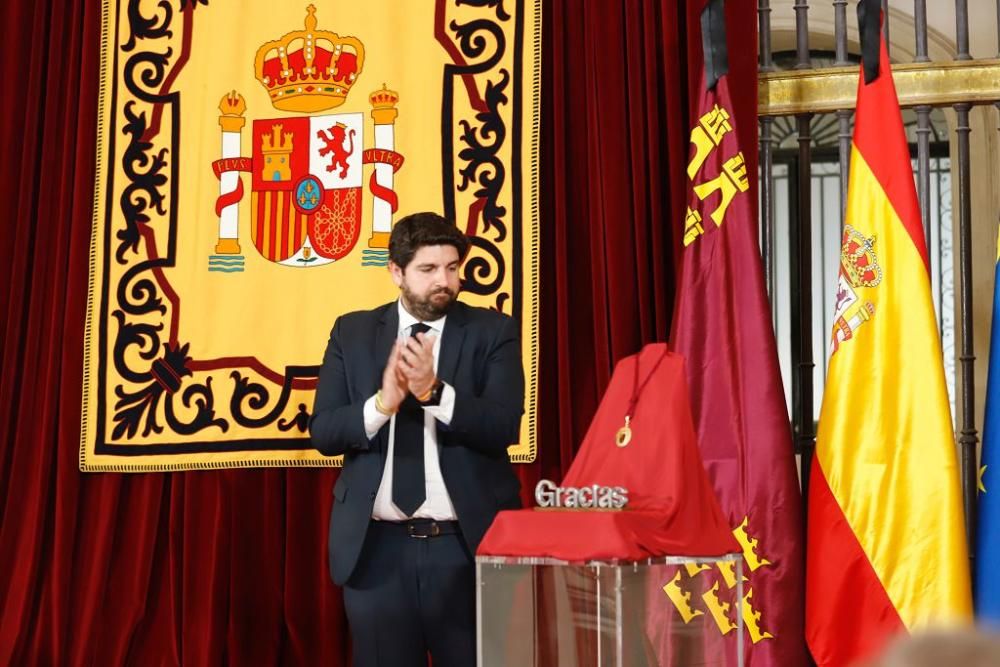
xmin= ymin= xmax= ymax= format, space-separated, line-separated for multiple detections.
xmin=805 ymin=3 xmax=972 ymax=664
xmin=665 ymin=1 xmax=805 ymax=665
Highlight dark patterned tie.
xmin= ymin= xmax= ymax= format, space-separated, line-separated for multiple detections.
xmin=392 ymin=322 xmax=431 ymax=516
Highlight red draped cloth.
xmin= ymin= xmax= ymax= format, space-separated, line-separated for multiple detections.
xmin=479 ymin=344 xmax=738 ymax=560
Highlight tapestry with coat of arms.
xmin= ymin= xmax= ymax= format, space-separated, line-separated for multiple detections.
xmin=82 ymin=0 xmax=541 ymax=471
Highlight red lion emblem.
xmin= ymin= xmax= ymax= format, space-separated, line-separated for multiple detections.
xmin=317 ymin=122 xmax=356 ymax=179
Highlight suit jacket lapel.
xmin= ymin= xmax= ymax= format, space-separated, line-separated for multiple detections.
xmin=373 ymin=302 xmax=398 ymax=457
xmin=437 ymin=302 xmax=466 ymax=385
xmin=374 ymin=301 xmax=398 ymax=389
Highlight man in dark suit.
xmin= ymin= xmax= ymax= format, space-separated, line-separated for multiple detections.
xmin=310 ymin=212 xmax=524 ymax=667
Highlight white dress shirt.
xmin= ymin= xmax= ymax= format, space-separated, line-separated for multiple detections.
xmin=363 ymin=300 xmax=458 ymax=521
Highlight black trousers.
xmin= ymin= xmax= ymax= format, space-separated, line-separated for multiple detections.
xmin=342 ymin=520 xmax=476 ymax=667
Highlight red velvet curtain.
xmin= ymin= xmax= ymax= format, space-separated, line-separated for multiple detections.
xmin=0 ymin=0 xmax=711 ymax=663
xmin=535 ymin=0 xmax=690 ymax=483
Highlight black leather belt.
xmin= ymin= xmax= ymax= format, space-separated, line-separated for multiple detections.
xmin=377 ymin=519 xmax=461 ymax=539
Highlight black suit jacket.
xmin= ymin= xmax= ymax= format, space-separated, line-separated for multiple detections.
xmin=309 ymin=300 xmax=524 ymax=585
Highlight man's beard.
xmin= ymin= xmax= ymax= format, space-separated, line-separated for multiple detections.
xmin=401 ymin=285 xmax=457 ymax=321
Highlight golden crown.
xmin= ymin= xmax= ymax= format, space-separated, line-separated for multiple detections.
xmin=253 ymin=5 xmax=365 ymax=113
xmin=369 ymin=84 xmax=399 ymax=124
xmin=840 ymin=225 xmax=882 ymax=288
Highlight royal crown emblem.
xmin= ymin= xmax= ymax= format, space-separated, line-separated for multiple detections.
xmin=209 ymin=7 xmax=405 ymax=273
xmin=840 ymin=225 xmax=882 ymax=288
xmin=253 ymin=4 xmax=365 ymax=113
xmin=829 ymin=224 xmax=882 ymax=354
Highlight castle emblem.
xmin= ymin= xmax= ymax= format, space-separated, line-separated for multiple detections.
xmin=209 ymin=5 xmax=404 ymax=271
xmin=830 ymin=224 xmax=882 ymax=353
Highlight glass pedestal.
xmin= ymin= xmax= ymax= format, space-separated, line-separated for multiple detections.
xmin=477 ymin=555 xmax=745 ymax=667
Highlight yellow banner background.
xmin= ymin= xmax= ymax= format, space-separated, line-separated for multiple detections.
xmin=83 ymin=0 xmax=540 ymax=471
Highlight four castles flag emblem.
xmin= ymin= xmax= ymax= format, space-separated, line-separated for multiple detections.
xmin=210 ymin=5 xmax=404 ymax=272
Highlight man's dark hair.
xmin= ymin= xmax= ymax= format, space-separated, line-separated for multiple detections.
xmin=388 ymin=212 xmax=471 ymax=269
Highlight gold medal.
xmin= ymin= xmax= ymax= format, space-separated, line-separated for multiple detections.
xmin=615 ymin=416 xmax=632 ymax=448
xmin=616 ymin=346 xmax=670 ymax=450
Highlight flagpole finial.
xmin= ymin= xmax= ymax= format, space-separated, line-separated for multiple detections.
xmin=701 ymin=0 xmax=728 ymax=91
xmin=857 ymin=0 xmax=882 ymax=84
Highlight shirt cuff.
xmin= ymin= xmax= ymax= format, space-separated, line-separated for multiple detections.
xmin=363 ymin=394 xmax=392 ymax=440
xmin=423 ymin=382 xmax=455 ymax=426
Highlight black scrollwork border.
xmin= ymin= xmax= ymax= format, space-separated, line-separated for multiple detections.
xmin=442 ymin=0 xmax=539 ymax=462
xmin=444 ymin=2 xmax=515 ymax=314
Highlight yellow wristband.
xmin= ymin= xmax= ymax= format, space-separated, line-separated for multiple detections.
xmin=374 ymin=390 xmax=395 ymax=415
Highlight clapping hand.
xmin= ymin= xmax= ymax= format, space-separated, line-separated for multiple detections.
xmin=378 ymin=341 xmax=409 ymax=413
xmin=398 ymin=333 xmax=437 ymax=398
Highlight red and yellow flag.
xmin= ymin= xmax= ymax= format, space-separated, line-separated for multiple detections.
xmin=666 ymin=2 xmax=805 ymax=665
xmin=805 ymin=25 xmax=972 ymax=667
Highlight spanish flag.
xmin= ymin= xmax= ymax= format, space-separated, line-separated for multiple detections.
xmin=805 ymin=4 xmax=972 ymax=665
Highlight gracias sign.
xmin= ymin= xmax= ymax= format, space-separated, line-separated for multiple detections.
xmin=534 ymin=480 xmax=629 ymax=509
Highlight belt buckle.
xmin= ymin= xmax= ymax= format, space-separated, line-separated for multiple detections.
xmin=407 ymin=521 xmax=440 ymax=538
